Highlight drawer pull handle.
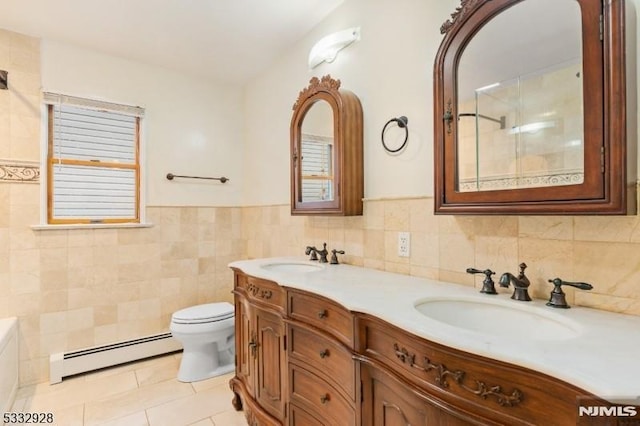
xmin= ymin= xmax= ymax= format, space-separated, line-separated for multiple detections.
xmin=317 ymin=310 xmax=328 ymax=319
xmin=319 ymin=349 xmax=330 ymax=358
xmin=320 ymin=394 xmax=330 ymax=404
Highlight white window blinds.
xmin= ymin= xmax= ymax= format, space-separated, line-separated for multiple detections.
xmin=44 ymin=93 xmax=143 ymax=224
xmin=301 ymin=134 xmax=334 ymax=201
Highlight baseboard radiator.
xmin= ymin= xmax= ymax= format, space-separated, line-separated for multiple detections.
xmin=49 ymin=332 xmax=182 ymax=384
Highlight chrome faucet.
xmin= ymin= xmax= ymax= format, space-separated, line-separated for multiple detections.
xmin=499 ymin=263 xmax=532 ymax=301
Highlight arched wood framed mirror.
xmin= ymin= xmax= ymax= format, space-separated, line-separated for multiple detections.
xmin=291 ymin=75 xmax=364 ymax=216
xmin=434 ymin=0 xmax=635 ymax=214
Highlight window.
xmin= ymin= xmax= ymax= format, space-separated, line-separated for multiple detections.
xmin=300 ymin=133 xmax=334 ymax=201
xmin=44 ymin=93 xmax=144 ymax=224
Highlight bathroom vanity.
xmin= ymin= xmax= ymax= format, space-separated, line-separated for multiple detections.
xmin=229 ymin=258 xmax=640 ymax=425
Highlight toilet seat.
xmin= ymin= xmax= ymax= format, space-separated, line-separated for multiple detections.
xmin=172 ymin=302 xmax=234 ymax=324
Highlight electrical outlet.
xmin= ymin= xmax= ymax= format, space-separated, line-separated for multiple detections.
xmin=398 ymin=232 xmax=410 ymax=257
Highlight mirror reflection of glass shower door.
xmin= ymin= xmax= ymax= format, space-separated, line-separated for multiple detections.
xmin=516 ymin=60 xmax=584 ymax=188
xmin=474 ymin=84 xmax=512 ymax=191
xmin=459 ymin=58 xmax=584 ymax=191
xmin=455 ymin=0 xmax=584 ymax=193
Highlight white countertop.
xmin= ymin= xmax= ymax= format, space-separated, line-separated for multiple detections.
xmin=229 ymin=257 xmax=640 ymax=404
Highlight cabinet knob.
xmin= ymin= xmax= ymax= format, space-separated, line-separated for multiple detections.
xmin=319 ymin=349 xmax=330 ymax=358
xmin=317 ymin=310 xmax=328 ymax=319
xmin=320 ymin=393 xmax=330 ymax=404
xmin=249 ymin=339 xmax=259 ymax=357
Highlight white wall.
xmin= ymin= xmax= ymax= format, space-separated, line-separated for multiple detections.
xmin=243 ymin=0 xmax=459 ymax=205
xmin=243 ymin=0 xmax=640 ymax=206
xmin=38 ymin=0 xmax=640 ymax=209
xmin=41 ymin=40 xmax=245 ymax=207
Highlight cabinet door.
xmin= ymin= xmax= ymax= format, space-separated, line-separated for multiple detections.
xmin=235 ymin=296 xmax=255 ymax=396
xmin=361 ymin=364 xmax=478 ymax=426
xmin=255 ymin=307 xmax=286 ymax=420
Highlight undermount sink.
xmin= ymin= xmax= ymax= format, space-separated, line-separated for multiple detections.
xmin=414 ymin=298 xmax=582 ymax=341
xmin=260 ymin=262 xmax=323 ymax=274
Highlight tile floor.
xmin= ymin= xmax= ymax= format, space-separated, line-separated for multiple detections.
xmin=9 ymin=353 xmax=248 ymax=425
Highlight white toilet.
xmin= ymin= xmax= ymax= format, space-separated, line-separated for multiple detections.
xmin=170 ymin=302 xmax=235 ymax=383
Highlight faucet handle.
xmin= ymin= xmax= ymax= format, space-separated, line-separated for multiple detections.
xmin=305 ymin=246 xmax=318 ymax=261
xmin=518 ymin=263 xmax=527 ymax=273
xmin=330 ymin=249 xmax=345 ymax=265
xmin=517 ymin=262 xmax=531 ymax=288
xmin=466 ymin=267 xmax=497 ymax=295
xmin=546 ymin=277 xmax=593 ymax=309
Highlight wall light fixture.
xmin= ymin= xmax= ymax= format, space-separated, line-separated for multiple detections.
xmin=308 ymin=27 xmax=361 ymax=69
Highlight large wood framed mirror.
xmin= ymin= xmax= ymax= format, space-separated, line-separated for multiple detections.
xmin=291 ymin=75 xmax=363 ymax=216
xmin=434 ymin=0 xmax=635 ymax=214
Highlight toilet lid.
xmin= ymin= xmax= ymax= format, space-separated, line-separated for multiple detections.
xmin=172 ymin=302 xmax=234 ymax=324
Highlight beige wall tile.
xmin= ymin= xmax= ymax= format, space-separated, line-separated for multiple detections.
xmin=439 ymin=233 xmax=475 ymax=275
xmin=473 ymin=216 xmax=518 ymax=237
xmin=39 ymin=247 xmax=67 ymax=272
xmin=363 ymin=229 xmax=385 ymax=261
xmin=574 ymin=216 xmax=640 ymax=242
xmin=519 ymin=216 xmax=573 ymax=240
xmin=41 ymin=290 xmax=68 ymax=313
xmin=363 ymin=200 xmax=384 ymax=230
xmin=409 ymin=198 xmax=434 ymax=233
xmin=384 ymin=199 xmax=410 ymax=231
xmin=384 ymin=261 xmax=411 ymax=275
xmin=344 ymin=228 xmax=364 ymax=258
xmin=160 ymin=208 xmax=180 ymax=225
xmin=574 ymin=241 xmax=640 ymax=301
xmin=10 ymin=226 xmax=38 ymax=250
xmin=438 ymin=215 xmax=476 ymax=236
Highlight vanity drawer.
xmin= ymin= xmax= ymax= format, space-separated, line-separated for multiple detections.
xmin=288 ymin=289 xmax=354 ymax=347
xmin=357 ymin=314 xmax=594 ymax=426
xmin=289 ymin=403 xmax=324 ymax=426
xmin=289 ymin=363 xmax=355 ymax=426
xmin=233 ymin=271 xmax=285 ymax=313
xmin=288 ymin=323 xmax=356 ymax=400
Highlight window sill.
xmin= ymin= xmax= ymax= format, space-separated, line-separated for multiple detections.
xmin=31 ymin=222 xmax=154 ymax=231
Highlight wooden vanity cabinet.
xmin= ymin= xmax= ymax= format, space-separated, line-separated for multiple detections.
xmin=230 ymin=272 xmax=359 ymax=426
xmin=231 ymin=271 xmax=287 ymax=425
xmin=230 ymin=270 xmax=635 ymax=425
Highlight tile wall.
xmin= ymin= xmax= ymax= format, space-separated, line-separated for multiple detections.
xmin=243 ymin=199 xmax=640 ymax=318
